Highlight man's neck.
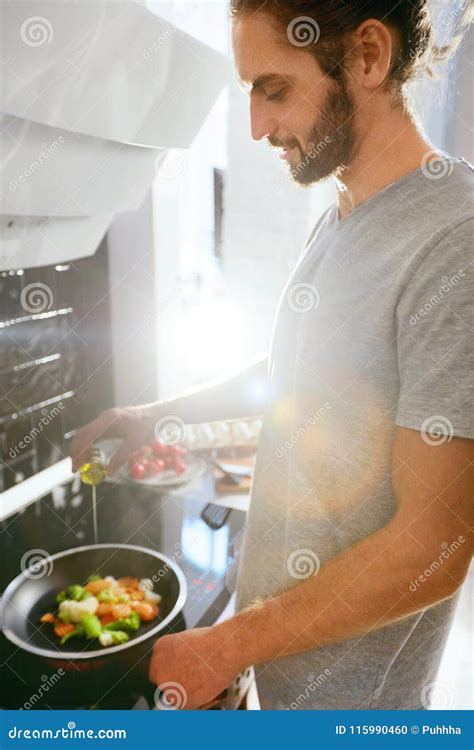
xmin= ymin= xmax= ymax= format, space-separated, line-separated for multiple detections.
xmin=336 ymin=107 xmax=437 ymax=220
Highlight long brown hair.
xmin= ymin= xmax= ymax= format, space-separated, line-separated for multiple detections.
xmin=230 ymin=0 xmax=473 ymax=90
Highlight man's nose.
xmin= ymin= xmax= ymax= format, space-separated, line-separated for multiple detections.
xmin=250 ymin=97 xmax=278 ymax=142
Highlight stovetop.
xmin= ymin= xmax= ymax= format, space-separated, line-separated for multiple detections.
xmin=0 ymin=471 xmax=247 ymax=709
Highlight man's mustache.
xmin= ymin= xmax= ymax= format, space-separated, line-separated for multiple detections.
xmin=268 ymin=137 xmax=300 ymax=150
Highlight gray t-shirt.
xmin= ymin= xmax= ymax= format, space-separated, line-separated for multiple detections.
xmin=235 ymin=158 xmax=473 ymax=710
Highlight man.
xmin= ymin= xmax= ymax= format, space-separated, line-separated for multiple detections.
xmin=72 ymin=1 xmax=473 ymax=710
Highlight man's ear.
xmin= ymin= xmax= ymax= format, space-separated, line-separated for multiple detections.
xmin=352 ymin=19 xmax=394 ymax=90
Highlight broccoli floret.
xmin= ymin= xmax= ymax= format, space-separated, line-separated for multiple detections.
xmin=79 ymin=612 xmax=102 ymax=639
xmin=87 ymin=574 xmax=102 ymax=582
xmin=55 ymin=590 xmax=68 ymax=605
xmin=104 ymin=611 xmax=141 ymax=633
xmin=97 ymin=588 xmax=118 ymax=603
xmin=67 ymin=584 xmax=91 ymax=601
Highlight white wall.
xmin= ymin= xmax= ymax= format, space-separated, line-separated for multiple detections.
xmin=222 ymin=80 xmax=336 ymax=360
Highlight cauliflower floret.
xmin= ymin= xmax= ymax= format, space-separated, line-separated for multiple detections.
xmin=99 ymin=631 xmax=114 ymax=647
xmin=138 ymin=578 xmax=153 ymax=592
xmin=138 ymin=578 xmax=161 ymax=606
xmin=144 ymin=590 xmax=162 ymax=606
xmin=59 ymin=596 xmax=98 ymax=623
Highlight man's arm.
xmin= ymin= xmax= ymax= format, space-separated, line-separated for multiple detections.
xmin=223 ymin=427 xmax=472 ymax=664
xmin=71 ymin=354 xmax=269 ymax=472
xmin=145 ymin=353 xmax=269 ymax=425
xmin=149 ymin=427 xmax=473 ymax=707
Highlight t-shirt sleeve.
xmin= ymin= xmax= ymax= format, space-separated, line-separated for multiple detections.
xmin=395 ymin=219 xmax=474 ymax=439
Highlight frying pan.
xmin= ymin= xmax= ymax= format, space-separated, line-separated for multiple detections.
xmin=0 ymin=544 xmax=187 ymax=707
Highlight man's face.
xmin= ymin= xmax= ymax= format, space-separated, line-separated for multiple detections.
xmin=232 ymin=12 xmax=358 ymax=185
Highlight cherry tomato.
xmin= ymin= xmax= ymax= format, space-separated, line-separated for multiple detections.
xmin=147 ymin=458 xmax=165 ymax=475
xmin=168 ymin=444 xmax=186 ymax=456
xmin=130 ymin=463 xmax=147 ymax=481
xmin=152 ymin=441 xmax=167 ymax=457
xmin=174 ymin=460 xmax=186 ymax=475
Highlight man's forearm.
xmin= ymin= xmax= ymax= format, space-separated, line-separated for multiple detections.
xmin=143 ymin=354 xmax=269 ymax=425
xmin=217 ymin=511 xmax=470 ymax=672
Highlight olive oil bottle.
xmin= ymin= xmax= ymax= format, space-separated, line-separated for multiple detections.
xmin=79 ymin=447 xmax=108 ymax=545
xmin=79 ymin=447 xmax=108 ymax=486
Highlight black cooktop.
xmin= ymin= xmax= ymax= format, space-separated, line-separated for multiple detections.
xmin=0 ymin=471 xmax=246 ymax=709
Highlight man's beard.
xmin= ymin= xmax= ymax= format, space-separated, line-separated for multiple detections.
xmin=272 ymin=79 xmax=357 ymax=186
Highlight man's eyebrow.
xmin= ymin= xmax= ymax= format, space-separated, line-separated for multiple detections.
xmin=239 ymin=73 xmax=295 ymax=93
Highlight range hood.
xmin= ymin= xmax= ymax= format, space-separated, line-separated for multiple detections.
xmin=0 ymin=0 xmax=230 ymax=270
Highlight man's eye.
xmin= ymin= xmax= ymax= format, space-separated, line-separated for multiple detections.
xmin=266 ymin=89 xmax=286 ymax=102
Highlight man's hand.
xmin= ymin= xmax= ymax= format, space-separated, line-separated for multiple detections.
xmin=71 ymin=407 xmax=155 ymax=474
xmin=148 ymin=626 xmax=241 ymax=710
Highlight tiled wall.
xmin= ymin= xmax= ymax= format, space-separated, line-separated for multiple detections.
xmin=0 ymin=239 xmax=114 ymax=492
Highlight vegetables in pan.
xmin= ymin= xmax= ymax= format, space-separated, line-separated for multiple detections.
xmin=40 ymin=574 xmax=161 ymax=648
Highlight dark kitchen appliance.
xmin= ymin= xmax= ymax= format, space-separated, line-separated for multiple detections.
xmin=0 ymin=244 xmax=115 ymax=494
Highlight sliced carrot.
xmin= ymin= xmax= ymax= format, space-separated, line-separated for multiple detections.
xmin=131 ymin=601 xmax=158 ymax=621
xmin=127 ymin=589 xmax=145 ymax=601
xmin=54 ymin=622 xmax=75 ymax=638
xmin=40 ymin=612 xmax=56 ymax=623
xmin=111 ymin=603 xmax=132 ymax=620
xmin=96 ymin=602 xmax=113 ymax=617
xmin=117 ymin=577 xmax=139 ymax=589
xmin=84 ymin=579 xmax=111 ymax=594
xmin=99 ymin=614 xmax=115 ymax=627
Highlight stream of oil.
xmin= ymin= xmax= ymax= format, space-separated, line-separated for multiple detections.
xmin=92 ymin=484 xmax=98 ymax=545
